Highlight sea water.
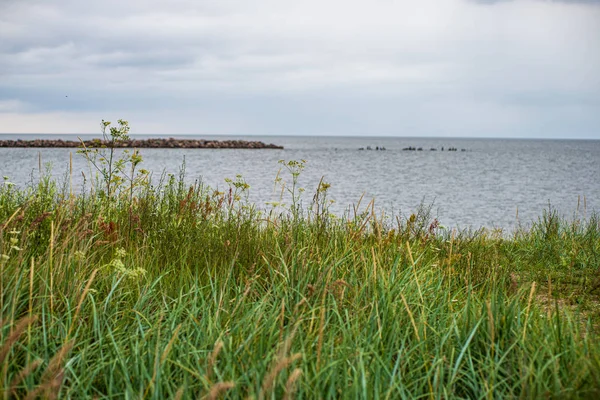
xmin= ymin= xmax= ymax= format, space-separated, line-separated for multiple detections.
xmin=1 ymin=135 xmax=598 ymax=231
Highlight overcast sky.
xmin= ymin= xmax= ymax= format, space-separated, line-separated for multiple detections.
xmin=1 ymin=0 xmax=599 ymax=137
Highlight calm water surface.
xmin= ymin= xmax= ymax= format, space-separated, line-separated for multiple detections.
xmin=1 ymin=135 xmax=598 ymax=231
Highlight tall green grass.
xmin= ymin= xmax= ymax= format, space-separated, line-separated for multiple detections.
xmin=1 ymin=162 xmax=599 ymax=399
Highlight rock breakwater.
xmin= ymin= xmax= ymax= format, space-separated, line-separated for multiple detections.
xmin=0 ymin=138 xmax=283 ymax=149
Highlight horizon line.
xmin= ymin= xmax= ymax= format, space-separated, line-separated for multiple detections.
xmin=0 ymin=133 xmax=599 ymax=141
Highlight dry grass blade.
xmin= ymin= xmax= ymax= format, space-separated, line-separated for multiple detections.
xmin=174 ymin=385 xmax=185 ymax=400
xmin=161 ymin=324 xmax=182 ymax=364
xmin=42 ymin=369 xmax=66 ymax=400
xmin=1 ymin=206 xmax=21 ymax=229
xmin=400 ymin=294 xmax=420 ymax=341
xmin=67 ymin=269 xmax=98 ymax=338
xmin=22 ymin=368 xmax=66 ymax=400
xmin=50 ymin=220 xmax=54 ymax=312
xmin=277 ymin=324 xmax=299 ymax=362
xmin=522 ymin=282 xmax=537 ymax=342
xmin=282 ymin=368 xmax=303 ymax=400
xmin=259 ymin=353 xmax=302 ymax=400
xmin=316 ymin=293 xmax=327 ymax=371
xmin=73 ymin=269 xmax=98 ymax=321
xmin=23 ymin=385 xmax=44 ymax=400
xmin=23 ymin=342 xmax=72 ymax=400
xmin=9 ymin=359 xmax=43 ymax=396
xmin=205 ymin=381 xmax=235 ymax=400
xmin=40 ymin=341 xmax=74 ymax=386
xmin=0 ymin=316 xmax=38 ymax=364
xmin=279 ymin=298 xmax=286 ymax=343
xmin=206 ymin=340 xmax=224 ymax=383
xmin=486 ymin=301 xmax=495 ymax=356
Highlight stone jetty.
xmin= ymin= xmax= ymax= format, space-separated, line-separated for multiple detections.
xmin=0 ymin=138 xmax=283 ymax=149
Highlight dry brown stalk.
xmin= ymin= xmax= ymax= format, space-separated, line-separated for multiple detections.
xmin=67 ymin=269 xmax=98 ymax=339
xmin=1 ymin=206 xmax=21 ymax=230
xmin=282 ymin=368 xmax=303 ymax=400
xmin=371 ymin=247 xmax=378 ymax=281
xmin=29 ymin=258 xmax=35 ymax=320
xmin=50 ymin=220 xmax=54 ymax=312
xmin=0 ymin=316 xmax=38 ymax=364
xmin=350 ymin=198 xmax=373 ymax=240
xmin=400 ymin=294 xmax=420 ymax=341
xmin=486 ymin=301 xmax=495 ymax=357
xmin=279 ymin=298 xmax=286 ymax=343
xmin=293 ymin=298 xmax=307 ymax=314
xmin=9 ymin=359 xmax=43 ymax=396
xmin=22 ymin=369 xmax=65 ymax=400
xmin=522 ymin=282 xmax=537 ymax=342
xmin=229 ymin=282 xmax=254 ymax=318
xmin=259 ymin=353 xmax=302 ymax=400
xmin=277 ymin=325 xmax=299 ymax=362
xmin=22 ymin=341 xmax=74 ymax=400
xmin=405 ymin=241 xmax=426 ymax=340
xmin=510 ymin=273 xmax=519 ymax=294
xmin=316 ymin=294 xmax=327 ymax=371
xmin=328 ymin=279 xmax=350 ymax=301
xmin=547 ymin=275 xmax=553 ymax=319
xmin=206 ymin=381 xmax=235 ymax=400
xmin=161 ymin=324 xmax=182 ymax=364
xmin=446 ymin=229 xmax=455 ymax=268
xmin=206 ymin=340 xmax=224 ymax=383
xmin=23 ymin=385 xmax=44 ymax=400
xmin=41 ymin=369 xmax=65 ymax=400
xmin=174 ymin=385 xmax=185 ymax=400
xmin=40 ymin=340 xmax=74 ymax=385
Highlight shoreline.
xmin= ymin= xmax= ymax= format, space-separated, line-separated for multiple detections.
xmin=0 ymin=137 xmax=284 ymax=149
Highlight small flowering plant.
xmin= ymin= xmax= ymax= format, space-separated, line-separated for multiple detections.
xmin=3 ymin=176 xmax=15 ymax=188
xmin=272 ymin=159 xmax=307 ymax=218
xmin=1 ymin=230 xmax=22 ymax=263
xmin=104 ymin=247 xmax=146 ymax=279
xmin=224 ymin=174 xmax=251 ymax=208
xmin=269 ymin=159 xmax=336 ymax=226
xmin=78 ymin=119 xmax=148 ymax=202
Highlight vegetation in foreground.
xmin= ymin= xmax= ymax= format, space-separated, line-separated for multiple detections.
xmin=1 ymin=122 xmax=600 ymax=399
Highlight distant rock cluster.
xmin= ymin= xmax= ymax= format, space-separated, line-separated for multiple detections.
xmin=402 ymin=146 xmax=466 ymax=151
xmin=0 ymin=138 xmax=284 ymax=149
xmin=357 ymin=145 xmax=468 ymax=151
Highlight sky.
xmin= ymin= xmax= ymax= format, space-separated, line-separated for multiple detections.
xmin=0 ymin=0 xmax=599 ymax=138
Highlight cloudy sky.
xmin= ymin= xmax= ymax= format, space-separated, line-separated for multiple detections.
xmin=1 ymin=0 xmax=599 ymax=137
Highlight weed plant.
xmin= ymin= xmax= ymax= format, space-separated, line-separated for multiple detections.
xmin=1 ymin=123 xmax=600 ymax=398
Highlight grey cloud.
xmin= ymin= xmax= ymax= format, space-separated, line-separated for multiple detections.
xmin=470 ymin=0 xmax=511 ymax=4
xmin=1 ymin=0 xmax=599 ymax=138
xmin=546 ymin=0 xmax=600 ymax=3
xmin=472 ymin=0 xmax=600 ymax=4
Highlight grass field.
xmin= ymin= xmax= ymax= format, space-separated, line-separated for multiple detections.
xmin=1 ymin=156 xmax=600 ymax=399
